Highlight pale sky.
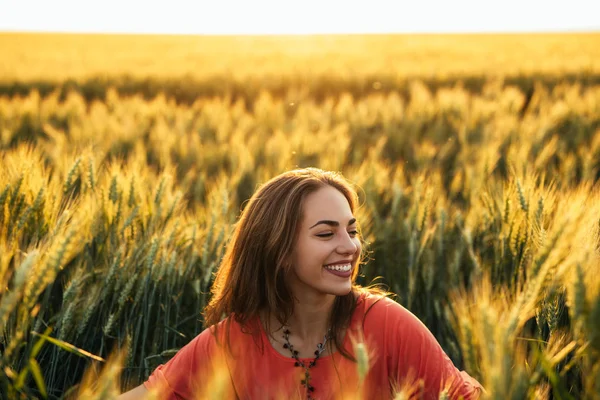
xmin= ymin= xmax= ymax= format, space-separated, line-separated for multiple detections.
xmin=1 ymin=0 xmax=599 ymax=35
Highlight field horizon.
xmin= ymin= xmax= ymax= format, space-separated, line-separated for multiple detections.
xmin=2 ymin=32 xmax=599 ymax=81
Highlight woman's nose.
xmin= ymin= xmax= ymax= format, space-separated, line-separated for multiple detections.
xmin=337 ymin=233 xmax=358 ymax=255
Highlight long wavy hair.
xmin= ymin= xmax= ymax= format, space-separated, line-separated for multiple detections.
xmin=203 ymin=167 xmax=387 ymax=360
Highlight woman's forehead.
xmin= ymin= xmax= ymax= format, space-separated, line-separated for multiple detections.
xmin=301 ymin=186 xmax=354 ymax=223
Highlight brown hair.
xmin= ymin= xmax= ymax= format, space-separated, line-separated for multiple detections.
xmin=203 ymin=167 xmax=388 ymax=360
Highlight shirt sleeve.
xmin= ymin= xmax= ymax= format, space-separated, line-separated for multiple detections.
xmin=378 ymin=298 xmax=483 ymax=399
xmin=143 ymin=327 xmax=232 ymax=400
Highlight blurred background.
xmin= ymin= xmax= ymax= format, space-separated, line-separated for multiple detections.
xmin=1 ymin=1 xmax=599 ymax=399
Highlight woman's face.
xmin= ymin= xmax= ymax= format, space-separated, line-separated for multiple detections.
xmin=287 ymin=185 xmax=362 ymax=298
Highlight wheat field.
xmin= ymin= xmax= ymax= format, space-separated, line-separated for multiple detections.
xmin=1 ymin=32 xmax=600 ymax=399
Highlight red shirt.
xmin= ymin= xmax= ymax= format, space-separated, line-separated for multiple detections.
xmin=144 ymin=292 xmax=482 ymax=399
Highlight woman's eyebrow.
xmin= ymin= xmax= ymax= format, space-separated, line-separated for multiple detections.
xmin=309 ymin=218 xmax=357 ymax=229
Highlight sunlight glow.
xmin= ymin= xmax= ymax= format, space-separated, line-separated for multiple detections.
xmin=1 ymin=0 xmax=598 ymax=35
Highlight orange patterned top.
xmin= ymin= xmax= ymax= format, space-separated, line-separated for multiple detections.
xmin=144 ymin=292 xmax=482 ymax=399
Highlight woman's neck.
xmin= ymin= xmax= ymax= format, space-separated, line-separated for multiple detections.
xmin=263 ymin=293 xmax=336 ymax=345
xmin=287 ymin=293 xmax=336 ymax=342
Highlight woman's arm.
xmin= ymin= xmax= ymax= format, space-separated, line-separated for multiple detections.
xmin=123 ymin=326 xmax=225 ymax=400
xmin=117 ymin=384 xmax=149 ymax=400
xmin=376 ymin=297 xmax=483 ymax=399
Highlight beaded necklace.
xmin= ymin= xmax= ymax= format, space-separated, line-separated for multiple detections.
xmin=282 ymin=326 xmax=331 ymax=400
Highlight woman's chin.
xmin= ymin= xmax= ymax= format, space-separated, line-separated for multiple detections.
xmin=323 ymin=283 xmax=353 ymax=297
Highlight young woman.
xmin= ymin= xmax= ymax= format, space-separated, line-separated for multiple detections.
xmin=119 ymin=168 xmax=482 ymax=399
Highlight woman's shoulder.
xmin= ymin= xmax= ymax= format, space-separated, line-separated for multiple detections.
xmin=205 ymin=313 xmax=259 ymax=339
xmin=354 ymin=288 xmax=399 ymax=314
xmin=354 ymin=288 xmax=424 ymax=330
xmin=204 ymin=313 xmax=265 ymax=354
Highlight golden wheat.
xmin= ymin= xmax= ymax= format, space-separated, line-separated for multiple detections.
xmin=0 ymin=67 xmax=599 ymax=398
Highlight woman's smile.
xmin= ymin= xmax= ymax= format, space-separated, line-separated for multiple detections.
xmin=323 ymin=264 xmax=353 ymax=277
xmin=324 ymin=263 xmax=352 ymax=272
xmin=323 ymin=260 xmax=354 ymax=277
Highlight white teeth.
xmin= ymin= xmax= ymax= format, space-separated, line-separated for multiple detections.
xmin=324 ymin=263 xmax=351 ymax=272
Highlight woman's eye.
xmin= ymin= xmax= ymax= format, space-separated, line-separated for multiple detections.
xmin=316 ymin=233 xmax=333 ymax=238
xmin=316 ymin=231 xmax=358 ymax=238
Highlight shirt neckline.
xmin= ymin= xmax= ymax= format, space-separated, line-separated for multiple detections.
xmin=255 ymin=292 xmax=366 ymax=362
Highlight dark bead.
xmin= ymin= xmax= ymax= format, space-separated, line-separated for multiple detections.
xmin=283 ymin=343 xmax=288 ymax=349
xmin=301 ymin=379 xmax=306 ymax=384
xmin=283 ymin=329 xmax=290 ymax=334
xmin=314 ymin=350 xmax=319 ymax=356
xmin=293 ymin=350 xmax=299 ymax=356
xmin=309 ymin=385 xmax=315 ymax=392
xmin=294 ymin=361 xmax=300 ymax=367
xmin=309 ymin=361 xmax=315 ymax=367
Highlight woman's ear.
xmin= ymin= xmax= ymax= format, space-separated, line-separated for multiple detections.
xmin=275 ymin=260 xmax=289 ymax=286
xmin=280 ymin=252 xmax=294 ymax=272
xmin=279 ymin=260 xmax=291 ymax=282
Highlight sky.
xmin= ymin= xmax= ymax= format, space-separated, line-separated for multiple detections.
xmin=1 ymin=0 xmax=599 ymax=35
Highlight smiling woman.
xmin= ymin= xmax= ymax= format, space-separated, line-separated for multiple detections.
xmin=117 ymin=168 xmax=483 ymax=400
